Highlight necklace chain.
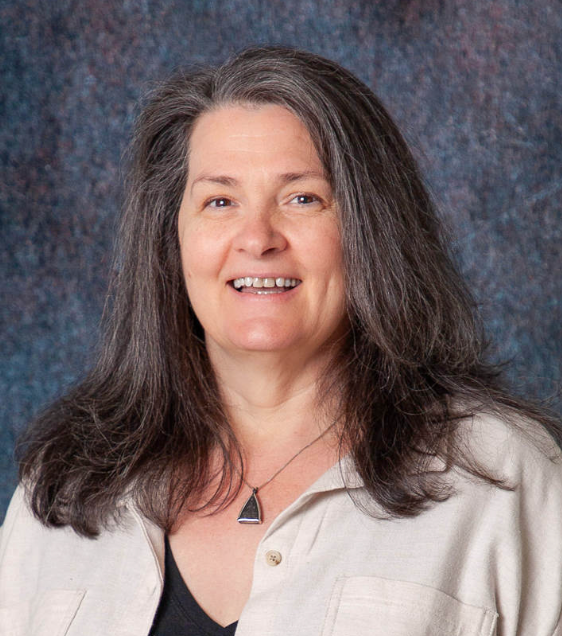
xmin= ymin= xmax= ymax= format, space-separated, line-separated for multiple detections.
xmin=240 ymin=421 xmax=337 ymax=493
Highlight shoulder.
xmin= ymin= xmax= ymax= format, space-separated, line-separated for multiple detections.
xmin=0 ymin=485 xmax=31 ymax=560
xmin=454 ymin=411 xmax=562 ymax=631
xmin=0 ymin=485 xmax=161 ymax=602
xmin=0 ymin=486 xmax=165 ymax=634
xmin=453 ymin=408 xmax=562 ymax=487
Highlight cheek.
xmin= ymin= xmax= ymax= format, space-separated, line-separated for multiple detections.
xmin=315 ymin=228 xmax=346 ymax=312
xmin=179 ymin=235 xmax=213 ymax=322
xmin=179 ymin=241 xmax=196 ymax=284
xmin=179 ymin=225 xmax=220 ymax=283
xmin=304 ymin=223 xmax=344 ymax=277
xmin=178 ymin=225 xmax=229 ymax=327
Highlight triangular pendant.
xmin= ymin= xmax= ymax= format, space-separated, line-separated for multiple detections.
xmin=238 ymin=488 xmax=262 ymax=524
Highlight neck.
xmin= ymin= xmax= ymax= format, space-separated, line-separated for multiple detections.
xmin=206 ymin=341 xmax=341 ymax=455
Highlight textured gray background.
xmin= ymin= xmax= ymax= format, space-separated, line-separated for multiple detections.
xmin=1 ymin=0 xmax=561 ymax=521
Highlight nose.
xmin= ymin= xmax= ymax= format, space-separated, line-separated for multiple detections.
xmin=232 ymin=210 xmax=288 ymax=257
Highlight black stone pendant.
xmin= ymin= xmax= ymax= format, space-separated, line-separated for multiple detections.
xmin=238 ymin=488 xmax=262 ymax=524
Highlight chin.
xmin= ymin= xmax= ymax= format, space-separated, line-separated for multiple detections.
xmin=225 ymin=322 xmax=302 ymax=353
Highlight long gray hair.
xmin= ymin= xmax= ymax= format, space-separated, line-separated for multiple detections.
xmin=18 ymin=45 xmax=560 ymax=536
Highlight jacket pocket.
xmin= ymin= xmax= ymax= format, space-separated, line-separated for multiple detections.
xmin=0 ymin=589 xmax=85 ymax=636
xmin=322 ymin=577 xmax=497 ymax=636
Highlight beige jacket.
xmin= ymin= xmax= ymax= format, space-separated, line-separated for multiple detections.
xmin=1 ymin=413 xmax=562 ymax=636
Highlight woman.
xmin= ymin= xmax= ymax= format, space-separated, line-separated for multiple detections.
xmin=1 ymin=46 xmax=561 ymax=636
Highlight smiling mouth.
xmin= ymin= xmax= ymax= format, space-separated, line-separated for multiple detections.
xmin=229 ymin=277 xmax=302 ymax=294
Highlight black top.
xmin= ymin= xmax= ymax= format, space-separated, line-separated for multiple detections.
xmin=148 ymin=538 xmax=238 ymax=636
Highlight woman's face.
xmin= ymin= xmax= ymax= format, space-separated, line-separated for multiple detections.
xmin=178 ymin=103 xmax=347 ymax=360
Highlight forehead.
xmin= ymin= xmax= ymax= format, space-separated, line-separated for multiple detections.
xmin=187 ymin=103 xmax=325 ymax=177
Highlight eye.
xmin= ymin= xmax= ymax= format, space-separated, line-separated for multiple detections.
xmin=206 ymin=197 xmax=234 ymax=208
xmin=290 ymin=194 xmax=320 ymax=205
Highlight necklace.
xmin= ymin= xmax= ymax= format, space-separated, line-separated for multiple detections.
xmin=237 ymin=422 xmax=336 ymax=524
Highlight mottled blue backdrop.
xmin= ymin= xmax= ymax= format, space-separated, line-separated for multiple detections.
xmin=1 ymin=0 xmax=560 ymax=520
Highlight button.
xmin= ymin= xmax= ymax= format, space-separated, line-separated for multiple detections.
xmin=265 ymin=550 xmax=282 ymax=566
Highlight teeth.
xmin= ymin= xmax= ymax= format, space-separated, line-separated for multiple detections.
xmin=232 ymin=277 xmax=301 ymax=290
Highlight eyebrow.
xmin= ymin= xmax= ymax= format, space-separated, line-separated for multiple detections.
xmin=190 ymin=170 xmax=328 ymax=194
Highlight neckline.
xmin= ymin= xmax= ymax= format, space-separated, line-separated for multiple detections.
xmin=130 ymin=453 xmax=365 ymax=588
